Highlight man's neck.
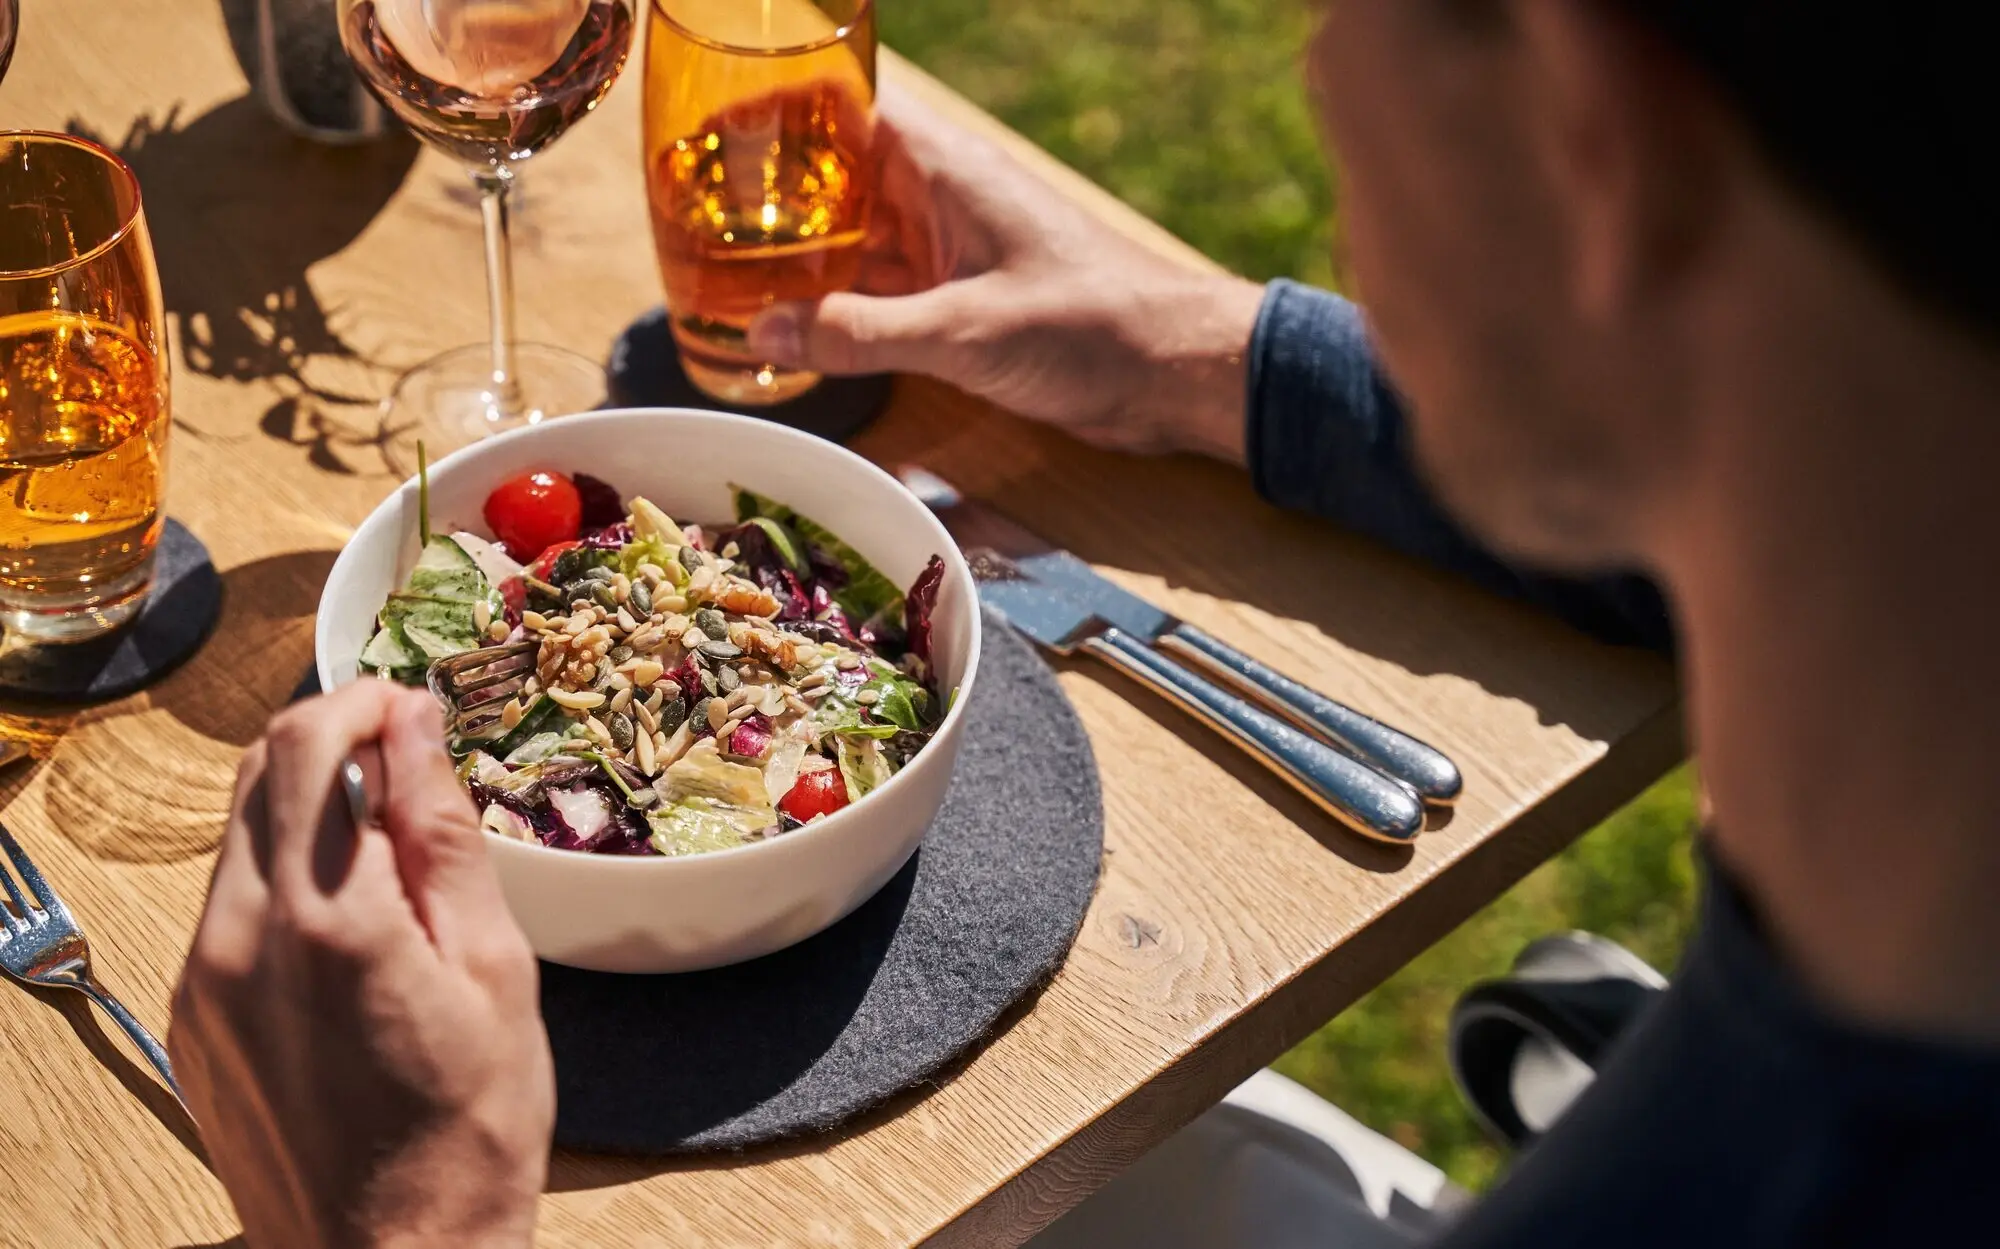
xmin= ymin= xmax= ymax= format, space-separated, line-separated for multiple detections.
xmin=1662 ymin=245 xmax=2000 ymax=1043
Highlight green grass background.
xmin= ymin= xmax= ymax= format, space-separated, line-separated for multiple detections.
xmin=882 ymin=0 xmax=1700 ymax=1191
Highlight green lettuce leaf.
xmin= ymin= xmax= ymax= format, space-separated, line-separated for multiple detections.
xmin=836 ymin=735 xmax=895 ymax=803
xmin=732 ymin=486 xmax=902 ymax=624
xmin=646 ymin=798 xmax=762 ymax=856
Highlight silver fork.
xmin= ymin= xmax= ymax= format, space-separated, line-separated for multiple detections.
xmin=0 ymin=821 xmax=186 ymax=1111
xmin=425 ymin=640 xmax=537 ymax=739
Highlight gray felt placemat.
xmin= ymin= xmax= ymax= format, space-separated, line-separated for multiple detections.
xmin=541 ymin=610 xmax=1104 ymax=1153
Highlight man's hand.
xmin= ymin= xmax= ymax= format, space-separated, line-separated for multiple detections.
xmin=747 ymin=83 xmax=1268 ymax=462
xmin=171 ymin=683 xmax=553 ymax=1249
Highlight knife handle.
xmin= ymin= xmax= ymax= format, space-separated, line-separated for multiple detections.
xmin=1156 ymin=625 xmax=1463 ymax=805
xmin=1082 ymin=628 xmax=1425 ymax=844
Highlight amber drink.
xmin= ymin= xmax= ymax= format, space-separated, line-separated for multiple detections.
xmin=643 ymin=0 xmax=877 ymax=405
xmin=1 ymin=133 xmax=171 ymax=643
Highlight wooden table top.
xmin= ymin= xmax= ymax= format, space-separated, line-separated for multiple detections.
xmin=0 ymin=2 xmax=1681 ymax=1245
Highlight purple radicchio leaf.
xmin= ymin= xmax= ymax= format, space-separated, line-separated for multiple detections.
xmin=725 ymin=712 xmax=774 ymax=760
xmin=904 ymin=555 xmax=946 ymax=668
xmin=583 ymin=520 xmax=633 ymax=550
xmin=572 ymin=472 xmax=626 ymax=531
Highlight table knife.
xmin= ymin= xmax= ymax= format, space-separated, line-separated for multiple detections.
xmin=970 ymin=550 xmax=1424 ymax=844
xmin=902 ymin=468 xmax=1463 ymax=805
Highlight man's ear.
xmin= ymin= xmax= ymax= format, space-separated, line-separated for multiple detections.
xmin=1517 ymin=0 xmax=1727 ymax=323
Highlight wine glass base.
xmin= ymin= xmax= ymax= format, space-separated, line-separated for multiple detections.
xmin=383 ymin=342 xmax=605 ymax=473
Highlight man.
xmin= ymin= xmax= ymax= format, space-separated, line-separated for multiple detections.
xmin=172 ymin=1 xmax=2000 ymax=1244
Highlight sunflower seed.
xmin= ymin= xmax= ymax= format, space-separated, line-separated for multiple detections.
xmin=629 ymin=581 xmax=653 ymax=616
xmin=607 ymin=711 xmax=636 ymax=751
xmin=760 ymin=687 xmax=788 ymax=717
xmin=635 ymin=700 xmax=658 ymax=733
xmin=855 ymin=688 xmax=881 ymax=705
xmin=704 ymin=697 xmax=729 ymax=731
xmin=472 ymin=599 xmax=492 ymax=633
xmin=487 ymin=621 xmax=511 ymax=643
xmin=628 ymin=626 xmax=663 ymax=653
xmin=727 ymin=703 xmax=756 ymax=723
xmin=608 ymin=686 xmax=634 ymax=714
xmin=548 ymin=688 xmax=606 ymax=711
xmin=584 ymin=716 xmax=614 ymax=746
xmin=717 ymin=665 xmax=741 ymax=694
xmin=658 ymin=594 xmax=689 ymax=614
xmin=616 ymin=606 xmax=641 ymax=633
xmin=523 ymin=610 xmax=550 ymax=631
xmin=659 ymin=723 xmax=693 ymax=767
xmin=500 ymin=699 xmax=526 ymax=730
xmin=612 ymin=573 xmax=632 ymax=602
xmin=798 ymin=670 xmax=829 ymax=690
xmin=835 ymin=653 xmax=862 ymax=670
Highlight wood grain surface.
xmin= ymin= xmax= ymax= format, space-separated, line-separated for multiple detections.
xmin=0 ymin=3 xmax=1681 ymax=1246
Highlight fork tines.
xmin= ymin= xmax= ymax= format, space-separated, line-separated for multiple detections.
xmin=426 ymin=641 xmax=537 ymax=740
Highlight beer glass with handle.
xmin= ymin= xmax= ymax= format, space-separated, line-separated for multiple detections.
xmin=1 ymin=133 xmax=171 ymax=643
xmin=643 ymin=0 xmax=878 ymax=406
xmin=337 ymin=0 xmax=635 ymax=455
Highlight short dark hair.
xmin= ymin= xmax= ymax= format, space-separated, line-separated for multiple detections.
xmin=1613 ymin=4 xmax=1997 ymax=334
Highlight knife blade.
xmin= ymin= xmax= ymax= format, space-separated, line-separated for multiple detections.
xmin=969 ymin=550 xmax=1423 ymax=844
xmin=901 ymin=468 xmax=1463 ymax=805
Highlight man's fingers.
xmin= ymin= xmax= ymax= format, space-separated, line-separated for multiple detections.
xmin=259 ymin=681 xmax=404 ymax=904
xmin=747 ymin=282 xmax=991 ymax=379
xmin=377 ymin=687 xmax=502 ymax=942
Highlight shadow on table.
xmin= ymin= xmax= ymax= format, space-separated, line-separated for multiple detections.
xmin=68 ymin=95 xmax=417 ymax=469
xmin=23 ymin=985 xmax=205 ymax=1163
xmin=864 ymin=396 xmax=1668 ymax=753
xmin=36 ymin=550 xmax=338 ymax=866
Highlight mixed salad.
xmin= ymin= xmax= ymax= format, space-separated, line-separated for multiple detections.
xmin=360 ymin=465 xmax=947 ymax=857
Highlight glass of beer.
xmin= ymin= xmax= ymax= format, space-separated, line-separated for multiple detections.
xmin=1 ymin=132 xmax=172 ymax=644
xmin=643 ymin=0 xmax=878 ymax=406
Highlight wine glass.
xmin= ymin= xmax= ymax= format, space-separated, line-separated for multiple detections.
xmin=2 ymin=0 xmax=18 ymax=87
xmin=337 ymin=0 xmax=636 ymax=460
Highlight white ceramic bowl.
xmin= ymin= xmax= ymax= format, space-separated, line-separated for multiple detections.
xmin=316 ymin=408 xmax=981 ymax=973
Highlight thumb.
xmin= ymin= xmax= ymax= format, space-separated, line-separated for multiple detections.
xmin=748 ymin=285 xmax=984 ymax=379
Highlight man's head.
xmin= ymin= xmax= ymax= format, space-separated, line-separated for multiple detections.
xmin=1311 ymin=1 xmax=1996 ymax=569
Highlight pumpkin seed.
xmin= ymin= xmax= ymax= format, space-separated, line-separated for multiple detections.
xmin=609 ymin=643 xmax=633 ymax=664
xmin=695 ymin=607 xmax=728 ymax=638
xmin=657 ymin=696 xmax=687 ymax=732
xmin=592 ymin=583 xmax=620 ymax=610
xmin=677 ymin=545 xmax=704 ymax=575
xmin=717 ymin=665 xmax=741 ymax=693
xmin=607 ymin=711 xmax=636 ymax=751
xmin=699 ymin=639 xmax=742 ymax=661
xmin=629 ymin=581 xmax=653 ymax=616
xmin=584 ymin=566 xmax=615 ymax=583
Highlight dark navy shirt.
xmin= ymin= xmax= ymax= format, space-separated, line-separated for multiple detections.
xmin=1244 ymin=279 xmax=1999 ymax=1244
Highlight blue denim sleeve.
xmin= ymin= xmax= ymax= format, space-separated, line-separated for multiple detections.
xmin=1245 ymin=279 xmax=1673 ymax=653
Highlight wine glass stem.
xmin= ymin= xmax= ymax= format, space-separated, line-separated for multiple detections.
xmin=473 ymin=167 xmax=524 ymax=421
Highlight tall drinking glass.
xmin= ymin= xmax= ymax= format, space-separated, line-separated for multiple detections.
xmin=1 ymin=133 xmax=172 ymax=643
xmin=337 ymin=0 xmax=635 ymax=454
xmin=643 ymin=0 xmax=877 ymax=406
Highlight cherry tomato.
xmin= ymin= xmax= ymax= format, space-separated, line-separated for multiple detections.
xmin=484 ymin=470 xmax=582 ymax=558
xmin=527 ymin=539 xmax=584 ymax=583
xmin=779 ymin=768 xmax=850 ymax=823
